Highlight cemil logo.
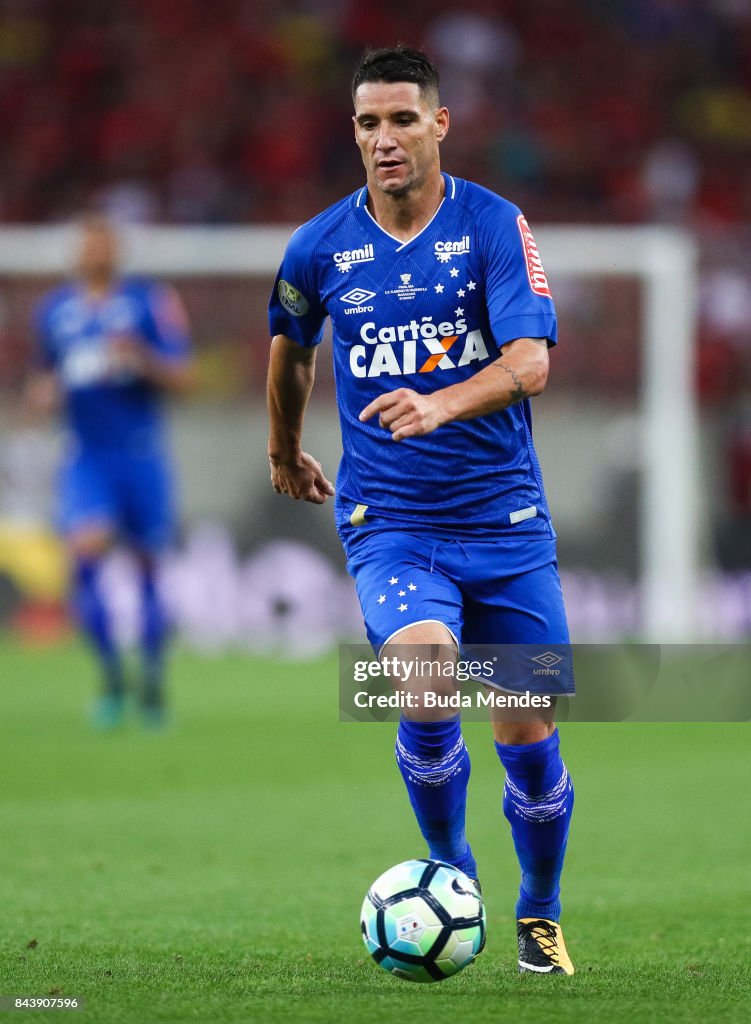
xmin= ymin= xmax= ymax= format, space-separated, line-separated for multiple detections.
xmin=434 ymin=235 xmax=471 ymax=262
xmin=341 ymin=288 xmax=376 ymax=306
xmin=333 ymin=244 xmax=375 ymax=273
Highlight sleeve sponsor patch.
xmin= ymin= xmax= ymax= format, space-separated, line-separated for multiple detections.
xmin=278 ymin=279 xmax=310 ymax=317
xmin=517 ymin=215 xmax=552 ymax=298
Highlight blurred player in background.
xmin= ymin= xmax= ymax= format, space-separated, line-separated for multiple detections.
xmin=268 ymin=47 xmax=575 ymax=974
xmin=26 ymin=215 xmax=195 ymax=728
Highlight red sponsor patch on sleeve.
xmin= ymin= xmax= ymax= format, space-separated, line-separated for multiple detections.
xmin=517 ymin=214 xmax=552 ymax=298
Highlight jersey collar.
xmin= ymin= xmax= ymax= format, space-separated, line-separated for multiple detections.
xmin=354 ymin=172 xmax=456 ymax=252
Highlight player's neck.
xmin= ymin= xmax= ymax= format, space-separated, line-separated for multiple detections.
xmin=80 ymin=273 xmax=115 ymax=299
xmin=367 ymin=172 xmax=445 ymax=242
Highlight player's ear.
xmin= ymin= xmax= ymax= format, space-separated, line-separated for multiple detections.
xmin=435 ymin=107 xmax=449 ymax=143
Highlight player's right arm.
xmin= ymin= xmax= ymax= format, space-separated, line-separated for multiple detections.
xmin=21 ymin=371 xmax=59 ymax=422
xmin=267 ymin=334 xmax=334 ymax=504
xmin=21 ymin=292 xmax=61 ymax=423
xmin=267 ymin=221 xmax=333 ymax=504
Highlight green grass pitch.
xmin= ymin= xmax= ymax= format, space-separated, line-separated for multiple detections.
xmin=0 ymin=637 xmax=749 ymax=1023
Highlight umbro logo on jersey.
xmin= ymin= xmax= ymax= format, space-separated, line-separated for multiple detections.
xmin=341 ymin=288 xmax=376 ymax=305
xmin=333 ymin=244 xmax=375 ymax=273
xmin=434 ymin=236 xmax=470 ymax=262
xmin=340 ymin=287 xmax=376 ymax=315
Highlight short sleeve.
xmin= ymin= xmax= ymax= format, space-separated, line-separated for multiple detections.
xmin=268 ymin=227 xmax=326 ymax=347
xmin=481 ymin=202 xmax=557 ymax=348
xmin=142 ymin=282 xmax=192 ymax=361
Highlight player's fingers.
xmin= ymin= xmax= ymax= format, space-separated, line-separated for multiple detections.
xmin=387 ymin=412 xmax=417 ymax=437
xmin=359 ymin=390 xmax=405 ymax=422
xmin=392 ymin=428 xmax=423 ymax=441
xmin=314 ymin=474 xmax=335 ymax=496
xmin=378 ymin=399 xmax=415 ymax=430
xmin=283 ymin=469 xmax=330 ymax=503
xmin=359 ymin=397 xmax=387 ymax=422
xmin=391 ymin=421 xmax=422 ymax=441
xmin=304 ymin=456 xmax=334 ymax=496
xmin=272 ymin=473 xmax=303 ymax=499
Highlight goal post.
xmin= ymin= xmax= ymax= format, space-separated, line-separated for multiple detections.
xmin=538 ymin=226 xmax=701 ymax=641
xmin=0 ymin=224 xmax=700 ymax=641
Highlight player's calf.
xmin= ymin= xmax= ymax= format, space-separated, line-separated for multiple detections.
xmin=495 ymin=727 xmax=574 ymax=924
xmin=384 ymin=626 xmax=474 ymax=875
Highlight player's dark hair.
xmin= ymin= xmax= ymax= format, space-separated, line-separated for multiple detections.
xmin=352 ymin=47 xmax=440 ymax=105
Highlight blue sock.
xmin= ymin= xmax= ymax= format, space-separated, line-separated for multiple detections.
xmin=73 ymin=558 xmax=123 ymax=697
xmin=395 ymin=716 xmax=477 ymax=879
xmin=140 ymin=564 xmax=169 ymax=703
xmin=495 ymin=729 xmax=574 ymax=922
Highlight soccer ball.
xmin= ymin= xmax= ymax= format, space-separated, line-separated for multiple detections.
xmin=360 ymin=859 xmax=486 ymax=982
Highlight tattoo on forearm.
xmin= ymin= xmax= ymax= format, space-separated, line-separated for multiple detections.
xmin=498 ymin=361 xmax=527 ymax=404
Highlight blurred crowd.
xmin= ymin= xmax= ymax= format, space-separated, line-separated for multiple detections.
xmin=1 ymin=0 xmax=750 ymax=226
xmin=3 ymin=0 xmax=751 ymax=570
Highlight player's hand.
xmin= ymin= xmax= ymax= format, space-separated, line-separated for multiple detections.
xmin=359 ymin=388 xmax=447 ymax=441
xmin=269 ymin=451 xmax=335 ymax=504
xmin=107 ymin=335 xmax=153 ymax=377
xmin=22 ymin=373 xmax=59 ymax=418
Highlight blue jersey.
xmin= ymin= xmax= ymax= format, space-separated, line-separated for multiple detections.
xmin=269 ymin=174 xmax=557 ymax=538
xmin=35 ymin=278 xmax=191 ymax=454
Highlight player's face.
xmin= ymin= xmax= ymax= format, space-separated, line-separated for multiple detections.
xmin=77 ymin=220 xmax=120 ymax=282
xmin=353 ymin=82 xmax=449 ymax=197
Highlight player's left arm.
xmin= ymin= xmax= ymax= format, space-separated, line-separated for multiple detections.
xmin=109 ymin=283 xmax=197 ymax=395
xmin=359 ymin=337 xmax=548 ymax=441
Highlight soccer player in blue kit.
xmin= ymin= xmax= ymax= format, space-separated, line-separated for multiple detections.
xmin=267 ymin=48 xmax=575 ymax=974
xmin=29 ymin=216 xmax=195 ymax=728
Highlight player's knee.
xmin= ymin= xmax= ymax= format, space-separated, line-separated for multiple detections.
xmin=382 ymin=628 xmax=462 ymax=723
xmin=385 ymin=621 xmax=456 ymax=648
xmin=69 ymin=526 xmax=114 ymax=562
xmin=395 ymin=673 xmax=462 ymax=722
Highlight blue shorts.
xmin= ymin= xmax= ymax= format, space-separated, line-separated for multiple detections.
xmin=343 ymin=528 xmax=572 ymax=693
xmin=57 ymin=448 xmax=175 ymax=551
